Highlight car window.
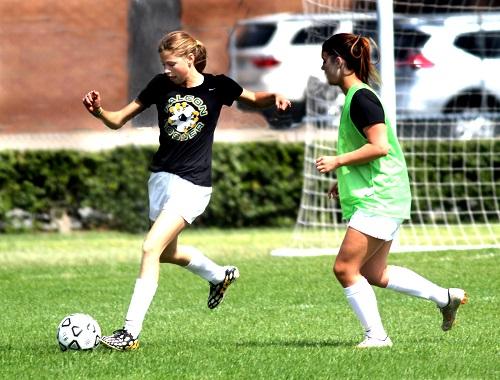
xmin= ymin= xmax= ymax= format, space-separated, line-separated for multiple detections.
xmin=292 ymin=24 xmax=339 ymax=45
xmin=234 ymin=23 xmax=276 ymax=48
xmin=455 ymin=31 xmax=500 ymax=58
xmin=483 ymin=31 xmax=500 ymax=58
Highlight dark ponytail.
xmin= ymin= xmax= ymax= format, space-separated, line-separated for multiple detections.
xmin=322 ymin=33 xmax=380 ymax=86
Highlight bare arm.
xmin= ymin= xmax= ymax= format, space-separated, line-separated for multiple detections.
xmin=316 ymin=123 xmax=390 ymax=173
xmin=237 ymin=88 xmax=291 ymax=111
xmin=82 ymin=90 xmax=144 ymax=130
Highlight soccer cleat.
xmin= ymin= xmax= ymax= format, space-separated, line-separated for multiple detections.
xmin=440 ymin=288 xmax=468 ymax=331
xmin=208 ymin=266 xmax=240 ymax=309
xmin=100 ymin=329 xmax=139 ymax=351
xmin=356 ymin=335 xmax=393 ymax=349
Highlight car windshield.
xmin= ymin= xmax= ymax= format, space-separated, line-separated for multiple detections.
xmin=235 ymin=23 xmax=276 ymax=48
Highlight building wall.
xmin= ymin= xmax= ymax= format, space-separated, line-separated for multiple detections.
xmin=181 ymin=0 xmax=303 ymax=75
xmin=0 ymin=0 xmax=129 ymax=133
xmin=0 ymin=0 xmax=308 ymax=134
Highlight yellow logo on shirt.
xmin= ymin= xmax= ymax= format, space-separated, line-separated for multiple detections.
xmin=165 ymin=95 xmax=208 ymax=141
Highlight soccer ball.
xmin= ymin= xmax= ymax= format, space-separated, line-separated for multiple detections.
xmin=56 ymin=313 xmax=101 ymax=351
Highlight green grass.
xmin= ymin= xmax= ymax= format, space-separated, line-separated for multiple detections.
xmin=0 ymin=229 xmax=498 ymax=379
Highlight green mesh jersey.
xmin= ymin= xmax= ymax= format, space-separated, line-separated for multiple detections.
xmin=336 ymin=83 xmax=411 ymax=220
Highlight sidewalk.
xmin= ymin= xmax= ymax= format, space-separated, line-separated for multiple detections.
xmin=0 ymin=126 xmax=307 ymax=151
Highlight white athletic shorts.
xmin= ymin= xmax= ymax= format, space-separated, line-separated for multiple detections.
xmin=148 ymin=172 xmax=212 ymax=224
xmin=348 ymin=209 xmax=404 ymax=241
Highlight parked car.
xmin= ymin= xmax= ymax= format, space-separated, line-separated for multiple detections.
xmin=392 ymin=12 xmax=500 ymax=138
xmin=228 ymin=12 xmax=376 ymax=128
xmin=229 ymin=12 xmax=500 ymax=137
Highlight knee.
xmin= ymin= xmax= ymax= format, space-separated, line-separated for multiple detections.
xmin=333 ymin=261 xmax=350 ymax=283
xmin=142 ymin=239 xmax=160 ymax=260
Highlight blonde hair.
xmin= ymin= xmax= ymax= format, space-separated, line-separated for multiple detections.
xmin=158 ymin=31 xmax=207 ymax=72
xmin=322 ymin=33 xmax=380 ymax=86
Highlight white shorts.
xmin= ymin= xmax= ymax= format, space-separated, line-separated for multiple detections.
xmin=148 ymin=172 xmax=212 ymax=224
xmin=348 ymin=209 xmax=404 ymax=241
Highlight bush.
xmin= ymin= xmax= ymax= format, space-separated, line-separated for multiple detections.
xmin=204 ymin=142 xmax=303 ymax=227
xmin=0 ymin=143 xmax=303 ymax=232
xmin=401 ymin=139 xmax=499 ymax=223
xmin=0 ymin=140 xmax=496 ymax=232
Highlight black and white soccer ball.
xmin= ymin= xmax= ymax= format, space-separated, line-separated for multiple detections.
xmin=56 ymin=313 xmax=101 ymax=351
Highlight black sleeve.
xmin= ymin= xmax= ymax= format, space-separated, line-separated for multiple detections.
xmin=350 ymin=89 xmax=385 ymax=137
xmin=216 ymin=75 xmax=243 ymax=106
xmin=136 ymin=74 xmax=165 ymax=108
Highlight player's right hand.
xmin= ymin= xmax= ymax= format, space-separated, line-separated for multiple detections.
xmin=316 ymin=155 xmax=340 ymax=173
xmin=82 ymin=90 xmax=101 ymax=114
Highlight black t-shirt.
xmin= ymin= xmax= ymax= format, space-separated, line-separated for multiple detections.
xmin=137 ymin=73 xmax=243 ymax=186
xmin=350 ymin=88 xmax=385 ymax=137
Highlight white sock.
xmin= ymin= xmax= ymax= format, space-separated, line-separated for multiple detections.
xmin=344 ymin=277 xmax=387 ymax=339
xmin=184 ymin=247 xmax=225 ymax=284
xmin=123 ymin=278 xmax=158 ymax=338
xmin=386 ymin=265 xmax=449 ymax=307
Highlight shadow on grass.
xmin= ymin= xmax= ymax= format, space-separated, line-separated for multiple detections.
xmin=235 ymin=338 xmax=351 ymax=348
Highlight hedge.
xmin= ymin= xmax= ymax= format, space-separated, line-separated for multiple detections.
xmin=0 ymin=140 xmax=497 ymax=232
xmin=0 ymin=142 xmax=304 ymax=232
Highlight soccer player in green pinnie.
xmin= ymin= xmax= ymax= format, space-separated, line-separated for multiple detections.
xmin=315 ymin=33 xmax=467 ymax=348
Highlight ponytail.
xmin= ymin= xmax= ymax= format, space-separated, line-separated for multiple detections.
xmin=322 ymin=33 xmax=380 ymax=86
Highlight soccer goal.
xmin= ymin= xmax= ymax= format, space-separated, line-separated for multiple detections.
xmin=272 ymin=0 xmax=500 ymax=256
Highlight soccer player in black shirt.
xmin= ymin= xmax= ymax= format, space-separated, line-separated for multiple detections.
xmin=83 ymin=31 xmax=291 ymax=350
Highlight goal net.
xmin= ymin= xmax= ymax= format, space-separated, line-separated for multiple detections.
xmin=273 ymin=0 xmax=500 ymax=255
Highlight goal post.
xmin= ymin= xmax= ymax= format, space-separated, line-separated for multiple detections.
xmin=377 ymin=0 xmax=396 ymax=124
xmin=272 ymin=0 xmax=500 ymax=255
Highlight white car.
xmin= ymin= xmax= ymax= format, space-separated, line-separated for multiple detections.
xmin=229 ymin=12 xmax=500 ymax=137
xmin=228 ymin=12 xmax=374 ymax=128
xmin=393 ymin=13 xmax=500 ymax=137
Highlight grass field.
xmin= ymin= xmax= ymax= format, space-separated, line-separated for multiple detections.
xmin=0 ymin=229 xmax=498 ymax=379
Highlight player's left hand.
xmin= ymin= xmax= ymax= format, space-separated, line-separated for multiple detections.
xmin=328 ymin=181 xmax=339 ymax=199
xmin=315 ymin=155 xmax=340 ymax=173
xmin=275 ymin=94 xmax=292 ymax=111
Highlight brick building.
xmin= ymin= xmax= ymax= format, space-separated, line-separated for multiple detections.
xmin=0 ymin=0 xmax=304 ymax=135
